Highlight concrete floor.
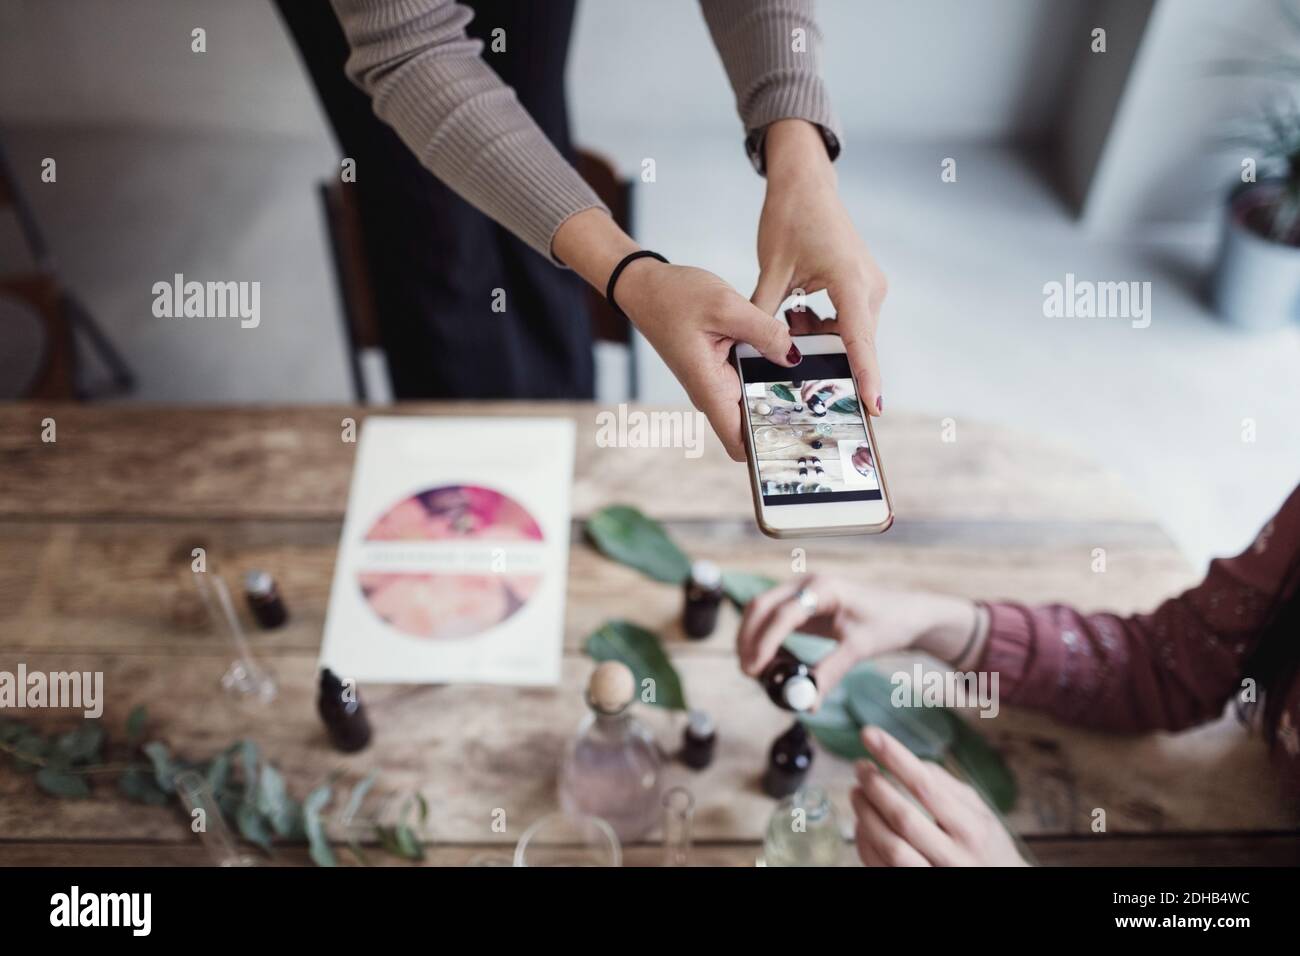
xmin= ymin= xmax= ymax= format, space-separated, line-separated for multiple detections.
xmin=5 ymin=125 xmax=1299 ymax=570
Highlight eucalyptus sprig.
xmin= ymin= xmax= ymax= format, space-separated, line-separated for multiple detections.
xmin=0 ymin=707 xmax=426 ymax=866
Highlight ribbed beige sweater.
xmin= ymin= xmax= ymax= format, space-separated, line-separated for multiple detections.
xmin=330 ymin=0 xmax=841 ymax=261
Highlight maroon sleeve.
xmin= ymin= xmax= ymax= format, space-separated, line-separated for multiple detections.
xmin=977 ymin=484 xmax=1300 ymax=732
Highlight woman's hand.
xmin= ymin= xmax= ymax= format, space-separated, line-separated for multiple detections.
xmin=753 ymin=120 xmax=888 ymax=417
xmin=551 ymin=209 xmax=799 ymax=462
xmin=736 ymin=575 xmax=982 ymax=697
xmin=615 ymin=258 xmax=800 ymax=461
xmin=853 ymin=726 xmax=1027 ymax=867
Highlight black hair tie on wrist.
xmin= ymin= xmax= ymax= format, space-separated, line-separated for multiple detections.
xmin=606 ymin=250 xmax=668 ymax=320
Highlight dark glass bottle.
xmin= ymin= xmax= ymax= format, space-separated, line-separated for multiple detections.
xmin=680 ymin=709 xmax=716 ymax=770
xmin=760 ymin=647 xmax=818 ymax=712
xmin=682 ymin=560 xmax=724 ymax=639
xmin=762 ymin=721 xmax=814 ymax=798
xmin=244 ymin=569 xmax=288 ymax=629
xmin=317 ymin=668 xmax=371 ymax=752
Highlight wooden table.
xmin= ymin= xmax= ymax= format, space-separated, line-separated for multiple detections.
xmin=1 ymin=403 xmax=1296 ymax=867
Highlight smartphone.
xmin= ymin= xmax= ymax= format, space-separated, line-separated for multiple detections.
xmin=735 ymin=334 xmax=893 ymax=537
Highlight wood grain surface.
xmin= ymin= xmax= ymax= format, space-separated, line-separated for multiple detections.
xmin=1 ymin=403 xmax=1293 ymax=867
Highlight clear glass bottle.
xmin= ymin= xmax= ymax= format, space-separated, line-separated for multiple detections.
xmin=558 ymin=661 xmax=664 ymax=842
xmin=762 ymin=785 xmax=844 ymax=867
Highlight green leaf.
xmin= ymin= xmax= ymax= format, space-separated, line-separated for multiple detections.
xmin=0 ymin=717 xmax=28 ymax=744
xmin=946 ymin=713 xmax=1017 ymax=813
xmin=205 ymin=751 xmax=232 ymax=796
xmin=784 ymin=632 xmax=837 ymax=665
xmin=771 ymin=383 xmax=796 ymax=403
xmin=12 ymin=733 xmax=51 ymax=770
xmin=584 ymin=505 xmax=691 ymax=584
xmin=125 ymin=705 xmax=147 ymax=746
xmin=142 ymin=741 xmax=176 ymax=792
xmin=303 ymin=785 xmax=337 ymax=868
xmin=341 ymin=771 xmax=378 ymax=827
xmin=799 ymin=687 xmax=869 ymax=760
xmin=237 ymin=740 xmax=260 ymax=807
xmin=415 ymin=792 xmax=429 ymax=826
xmin=830 ymin=396 xmax=860 ymax=415
xmin=256 ymin=764 xmax=299 ymax=837
xmin=36 ymin=767 xmax=90 ymax=798
xmin=841 ymin=666 xmax=953 ymax=760
xmin=720 ymin=571 xmax=776 ymax=608
xmin=236 ymin=803 xmax=274 ymax=853
xmin=56 ymin=722 xmax=104 ymax=765
xmin=585 ymin=620 xmax=687 ymax=710
xmin=117 ymin=768 xmax=168 ymax=806
xmin=394 ymin=824 xmax=425 ymax=861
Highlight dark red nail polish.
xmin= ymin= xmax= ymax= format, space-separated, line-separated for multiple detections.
xmin=875 ymin=395 xmax=883 ymax=414
xmin=786 ymin=344 xmax=802 ymax=365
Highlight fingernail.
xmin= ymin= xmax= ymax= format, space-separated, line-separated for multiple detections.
xmin=875 ymin=395 xmax=883 ymax=414
xmin=786 ymin=343 xmax=802 ymax=365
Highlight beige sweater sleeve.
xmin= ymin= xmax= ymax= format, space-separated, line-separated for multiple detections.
xmin=330 ymin=0 xmax=839 ymax=262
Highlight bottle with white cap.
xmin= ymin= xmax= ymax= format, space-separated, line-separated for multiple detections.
xmin=682 ymin=559 xmax=724 ymax=639
xmin=760 ymin=647 xmax=819 ymax=712
xmin=558 ymin=660 xmax=664 ymax=841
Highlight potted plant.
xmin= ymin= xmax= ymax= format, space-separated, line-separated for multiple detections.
xmin=1213 ymin=75 xmax=1300 ymax=328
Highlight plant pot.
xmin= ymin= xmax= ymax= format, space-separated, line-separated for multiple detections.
xmin=1211 ymin=181 xmax=1300 ymax=330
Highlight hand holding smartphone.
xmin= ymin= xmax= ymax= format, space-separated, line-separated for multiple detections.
xmin=735 ymin=334 xmax=893 ymax=537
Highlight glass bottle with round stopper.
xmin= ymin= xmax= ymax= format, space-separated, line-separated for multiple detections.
xmin=558 ymin=661 xmax=664 ymax=841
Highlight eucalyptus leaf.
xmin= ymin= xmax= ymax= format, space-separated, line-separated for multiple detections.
xmin=205 ymin=751 xmax=231 ymax=796
xmin=585 ymin=620 xmax=687 ymax=710
xmin=830 ymin=396 xmax=860 ymax=415
xmin=118 ymin=768 xmax=168 ymax=806
xmin=721 ymin=571 xmax=776 ymax=608
xmin=341 ymin=771 xmax=378 ymax=827
xmin=784 ymin=632 xmax=837 ymax=665
xmin=56 ymin=722 xmax=104 ymax=765
xmin=238 ymin=740 xmax=260 ymax=807
xmin=303 ymin=784 xmax=337 ymax=868
xmin=0 ymin=717 xmax=28 ymax=744
xmin=393 ymin=824 xmax=425 ymax=861
xmin=585 ymin=505 xmax=691 ymax=584
xmin=36 ymin=767 xmax=90 ymax=798
xmin=946 ymin=713 xmax=1017 ymax=813
xmin=13 ymin=733 xmax=50 ymax=770
xmin=125 ymin=705 xmax=147 ymax=746
xmin=256 ymin=764 xmax=299 ymax=837
xmin=799 ymin=687 xmax=869 ymax=760
xmin=771 ymin=383 xmax=796 ymax=403
xmin=142 ymin=741 xmax=176 ymax=792
xmin=841 ymin=666 xmax=953 ymax=760
xmin=236 ymin=803 xmax=274 ymax=853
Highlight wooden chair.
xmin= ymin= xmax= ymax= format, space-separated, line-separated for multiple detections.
xmin=0 ymin=139 xmax=133 ymax=400
xmin=320 ymin=149 xmax=636 ymax=403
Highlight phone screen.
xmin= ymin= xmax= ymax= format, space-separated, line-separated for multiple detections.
xmin=740 ymin=352 xmax=882 ymax=506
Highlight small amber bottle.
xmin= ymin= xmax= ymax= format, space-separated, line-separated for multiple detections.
xmin=680 ymin=709 xmax=716 ymax=770
xmin=244 ymin=569 xmax=288 ymax=629
xmin=762 ymin=721 xmax=814 ymax=798
xmin=682 ymin=560 xmax=724 ymax=639
xmin=760 ymin=647 xmax=818 ymax=712
xmin=317 ymin=668 xmax=371 ymax=753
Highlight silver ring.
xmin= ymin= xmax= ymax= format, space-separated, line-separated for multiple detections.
xmin=795 ymin=587 xmax=818 ymax=614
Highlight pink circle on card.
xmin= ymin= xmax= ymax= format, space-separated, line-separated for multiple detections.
xmin=358 ymin=485 xmax=544 ymax=640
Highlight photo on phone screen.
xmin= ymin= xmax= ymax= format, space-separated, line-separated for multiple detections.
xmin=739 ymin=352 xmax=882 ymax=506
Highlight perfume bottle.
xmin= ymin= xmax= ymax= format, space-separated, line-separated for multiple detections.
xmin=762 ymin=785 xmax=843 ymax=866
xmin=760 ymin=647 xmax=818 ymax=712
xmin=318 ymin=668 xmax=371 ymax=753
xmin=244 ymin=569 xmax=288 ymax=629
xmin=762 ymin=720 xmax=813 ymax=798
xmin=680 ymin=709 xmax=716 ymax=770
xmin=682 ymin=560 xmax=723 ymax=639
xmin=559 ymin=661 xmax=664 ymax=841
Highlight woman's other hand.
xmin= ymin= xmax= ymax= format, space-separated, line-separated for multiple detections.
xmin=736 ymin=575 xmax=982 ymax=698
xmin=853 ymin=726 xmax=1027 ymax=867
